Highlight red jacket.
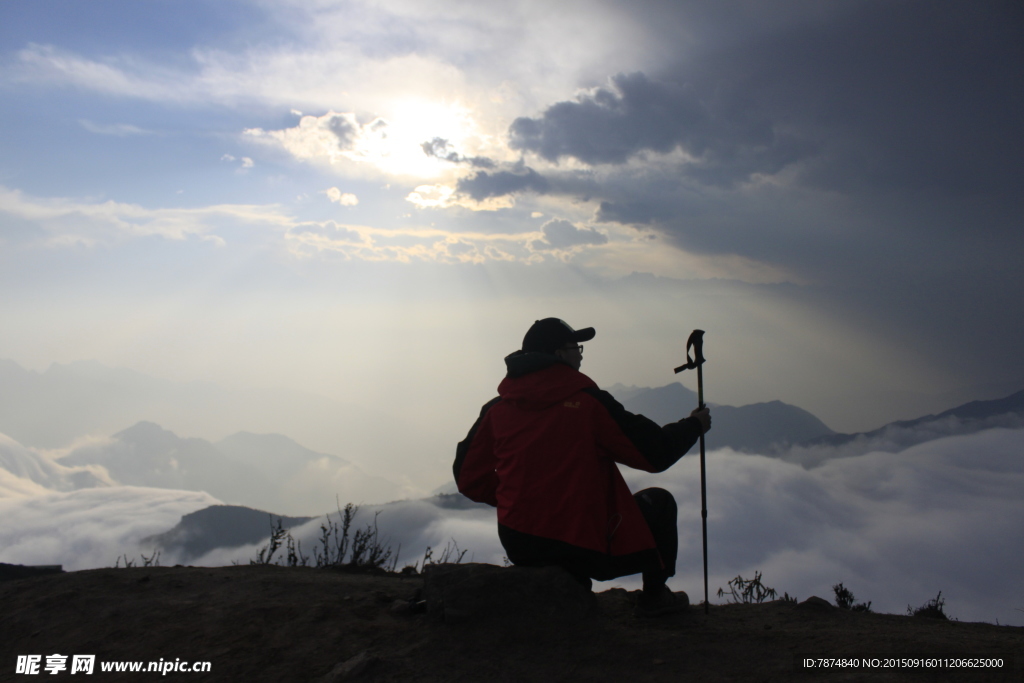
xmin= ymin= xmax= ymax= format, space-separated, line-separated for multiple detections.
xmin=454 ymin=352 xmax=701 ymax=558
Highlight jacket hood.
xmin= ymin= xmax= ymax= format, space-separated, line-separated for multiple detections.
xmin=498 ymin=351 xmax=597 ymax=408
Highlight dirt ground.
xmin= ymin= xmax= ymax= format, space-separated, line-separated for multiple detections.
xmin=2 ymin=565 xmax=1021 ymax=682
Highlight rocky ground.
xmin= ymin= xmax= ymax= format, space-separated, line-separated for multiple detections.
xmin=2 ymin=564 xmax=1022 ymax=682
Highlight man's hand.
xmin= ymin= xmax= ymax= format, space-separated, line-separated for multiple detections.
xmin=690 ymin=407 xmax=711 ymax=434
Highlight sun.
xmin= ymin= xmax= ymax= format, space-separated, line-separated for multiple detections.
xmin=353 ymin=99 xmax=480 ymax=179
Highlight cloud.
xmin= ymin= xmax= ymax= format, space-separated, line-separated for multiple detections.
xmin=283 ymin=222 xmax=535 ymax=265
xmin=78 ymin=120 xmax=153 ymax=137
xmin=0 ymin=432 xmax=113 ymax=497
xmin=450 ymin=2 xmax=1024 ymax=392
xmin=778 ymin=412 xmax=1024 ymax=468
xmin=5 ymin=1 xmax=663 ymax=117
xmin=0 ymin=186 xmax=591 ymax=266
xmin=220 ymin=154 xmax=254 ymax=172
xmin=11 ymin=44 xmax=189 ymax=101
xmin=618 ymin=427 xmax=1024 ymax=625
xmin=0 ymin=186 xmax=291 ymax=247
xmin=4 ymin=397 xmax=1021 ymax=626
xmin=246 ymin=107 xmax=489 ymax=179
xmin=325 ymin=187 xmax=358 ymax=207
xmin=172 ymin=426 xmax=1024 ymax=626
xmin=508 ymin=71 xmax=814 ymax=187
xmin=186 ymin=497 xmax=504 ymax=570
xmin=285 ymin=217 xmax=609 ymax=265
xmin=245 ymin=112 xmax=388 ymax=167
xmin=0 ymin=486 xmax=220 ymax=570
xmin=405 ymin=183 xmax=516 ymax=211
xmin=421 ymin=137 xmax=495 ymax=169
xmin=529 ymin=219 xmax=608 ymax=251
xmin=456 ymin=166 xmax=549 ymax=201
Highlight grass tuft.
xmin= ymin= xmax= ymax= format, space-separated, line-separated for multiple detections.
xmin=833 ymin=582 xmax=872 ymax=612
xmin=908 ymin=591 xmax=949 ymax=620
xmin=716 ymin=571 xmax=779 ymax=604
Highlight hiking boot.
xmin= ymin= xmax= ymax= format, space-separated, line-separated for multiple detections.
xmin=633 ymin=586 xmax=689 ymax=617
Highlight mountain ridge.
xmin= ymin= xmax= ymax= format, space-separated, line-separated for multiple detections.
xmin=1 ymin=423 xmax=408 ymax=516
xmin=608 ymin=382 xmax=836 ymax=453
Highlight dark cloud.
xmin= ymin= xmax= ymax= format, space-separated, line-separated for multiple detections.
xmin=694 ymin=1 xmax=1024 ymax=200
xmin=421 ymin=137 xmax=495 ymax=169
xmin=509 ymin=71 xmax=814 ymax=187
xmin=595 ymin=199 xmax=670 ymax=226
xmin=493 ymin=1 xmax=1024 ymax=393
xmin=530 ymin=219 xmax=608 ymax=251
xmin=326 ymin=114 xmax=357 ymax=149
xmin=503 ymin=2 xmax=1023 ymax=216
xmin=509 ymin=73 xmax=709 ymax=165
xmin=456 ymin=165 xmax=549 ymax=200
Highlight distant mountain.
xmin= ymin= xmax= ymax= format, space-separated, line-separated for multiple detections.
xmin=215 ymin=431 xmax=409 ymax=507
xmin=54 ymin=423 xmax=407 ymax=515
xmin=608 ymin=383 xmax=1024 ymax=466
xmin=217 ymin=432 xmax=346 ymax=481
xmin=709 ymin=402 xmax=837 ymax=452
xmin=864 ymin=388 xmax=1024 ymax=434
xmin=61 ymin=422 xmax=275 ymax=506
xmin=790 ymin=388 xmax=1024 ymax=462
xmin=0 ymin=359 xmax=433 ymax=488
xmin=609 ymin=382 xmax=699 ymax=426
xmin=608 ymin=382 xmax=835 ymax=453
xmin=142 ymin=505 xmax=314 ymax=562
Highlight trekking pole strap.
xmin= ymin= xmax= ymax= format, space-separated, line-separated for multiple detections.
xmin=673 ymin=329 xmax=705 ymax=374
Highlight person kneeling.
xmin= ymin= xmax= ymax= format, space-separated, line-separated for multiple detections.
xmin=454 ymin=318 xmax=710 ymax=616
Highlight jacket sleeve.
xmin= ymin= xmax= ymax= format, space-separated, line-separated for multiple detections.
xmin=453 ymin=396 xmax=502 ymax=506
xmin=584 ymin=388 xmax=703 ymax=473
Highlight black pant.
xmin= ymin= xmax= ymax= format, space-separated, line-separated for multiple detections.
xmin=499 ymin=487 xmax=678 ymax=592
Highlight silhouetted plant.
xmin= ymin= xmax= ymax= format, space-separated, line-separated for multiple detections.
xmin=314 ymin=501 xmax=356 ymax=567
xmin=251 ymin=516 xmax=288 ymax=565
xmin=113 ymin=550 xmax=160 ymax=568
xmin=833 ymin=582 xmax=872 ymax=612
xmin=347 ymin=511 xmax=394 ymax=569
xmin=716 ymin=571 xmax=779 ymax=604
xmin=252 ymin=501 xmax=403 ymax=571
xmin=423 ymin=540 xmax=468 ymax=566
xmin=908 ymin=591 xmax=949 ymax=620
xmin=286 ymin=531 xmax=308 ymax=567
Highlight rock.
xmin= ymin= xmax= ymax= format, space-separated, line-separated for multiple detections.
xmin=0 ymin=563 xmax=64 ymax=582
xmin=388 ymin=599 xmax=415 ymax=616
xmin=795 ymin=595 xmax=835 ymax=612
xmin=421 ymin=563 xmax=595 ymax=624
xmin=314 ymin=651 xmax=376 ymax=682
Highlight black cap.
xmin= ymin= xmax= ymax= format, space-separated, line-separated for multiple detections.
xmin=522 ymin=318 xmax=596 ymax=353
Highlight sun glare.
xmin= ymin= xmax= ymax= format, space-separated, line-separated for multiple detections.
xmin=358 ymin=99 xmax=478 ymax=179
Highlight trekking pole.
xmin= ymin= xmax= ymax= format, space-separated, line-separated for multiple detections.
xmin=674 ymin=329 xmax=708 ymax=614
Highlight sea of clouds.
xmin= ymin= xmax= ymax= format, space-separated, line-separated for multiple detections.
xmin=1 ymin=426 xmax=1021 ymax=626
xmin=0 ymin=486 xmax=219 ymax=570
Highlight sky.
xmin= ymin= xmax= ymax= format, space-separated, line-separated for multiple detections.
xmin=1 ymin=0 xmax=1022 ymax=443
xmin=1 ymin=0 xmax=1024 ymax=622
